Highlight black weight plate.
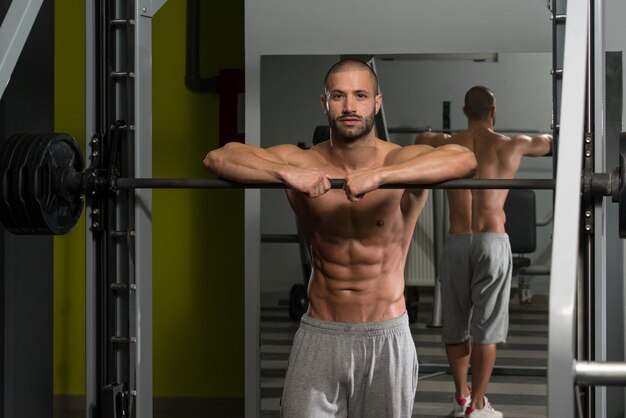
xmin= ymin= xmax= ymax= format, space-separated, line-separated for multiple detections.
xmin=619 ymin=148 xmax=626 ymax=238
xmin=288 ymin=284 xmax=308 ymax=321
xmin=23 ymin=133 xmax=51 ymax=233
xmin=34 ymin=133 xmax=84 ymax=234
xmin=405 ymin=285 xmax=420 ymax=324
xmin=0 ymin=134 xmax=28 ymax=231
xmin=0 ymin=133 xmax=84 ymax=235
xmin=8 ymin=135 xmax=39 ymax=233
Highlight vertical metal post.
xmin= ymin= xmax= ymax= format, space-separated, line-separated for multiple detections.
xmin=85 ymin=0 xmax=108 ymax=415
xmin=578 ymin=1 xmax=595 ymax=415
xmin=590 ymin=0 xmax=608 ymax=416
xmin=85 ymin=1 xmax=168 ymax=417
xmin=548 ymin=0 xmax=589 ymax=417
xmin=0 ymin=0 xmax=44 ymax=100
xmin=428 ymin=189 xmax=446 ymax=328
xmin=245 ymin=3 xmax=262 ymax=414
xmin=551 ymin=0 xmax=567 ymax=174
xmin=133 ymin=3 xmax=159 ymax=416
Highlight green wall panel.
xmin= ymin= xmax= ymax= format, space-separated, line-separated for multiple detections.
xmin=53 ymin=0 xmax=86 ymax=396
xmin=53 ymin=0 xmax=245 ymax=398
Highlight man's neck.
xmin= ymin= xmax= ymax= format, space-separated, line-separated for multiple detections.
xmin=467 ymin=119 xmax=493 ymax=131
xmin=328 ymin=133 xmax=379 ymax=172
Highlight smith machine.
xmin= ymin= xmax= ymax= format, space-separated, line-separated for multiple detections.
xmin=1 ymin=0 xmax=626 ymax=417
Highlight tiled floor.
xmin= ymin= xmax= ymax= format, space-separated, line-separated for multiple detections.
xmin=260 ymin=289 xmax=548 ymax=418
xmin=55 ymin=289 xmax=548 ymax=418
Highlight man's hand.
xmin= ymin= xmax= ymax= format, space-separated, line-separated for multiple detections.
xmin=282 ymin=168 xmax=331 ymax=198
xmin=343 ymin=169 xmax=382 ymax=201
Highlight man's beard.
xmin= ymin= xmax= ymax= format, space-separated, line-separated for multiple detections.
xmin=328 ymin=112 xmax=376 ymax=141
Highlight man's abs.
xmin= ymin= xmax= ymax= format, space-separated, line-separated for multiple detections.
xmin=307 ymin=274 xmax=406 ymax=323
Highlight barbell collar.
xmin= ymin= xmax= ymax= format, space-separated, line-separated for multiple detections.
xmin=114 ymin=177 xmax=556 ymax=190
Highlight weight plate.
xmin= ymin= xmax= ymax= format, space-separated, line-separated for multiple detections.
xmin=9 ymin=135 xmax=39 ymax=233
xmin=288 ymin=284 xmax=308 ymax=321
xmin=0 ymin=133 xmax=84 ymax=234
xmin=618 ymin=146 xmax=626 ymax=238
xmin=24 ymin=133 xmax=51 ymax=233
xmin=32 ymin=133 xmax=84 ymax=235
xmin=0 ymin=134 xmax=27 ymax=231
xmin=405 ymin=285 xmax=420 ymax=324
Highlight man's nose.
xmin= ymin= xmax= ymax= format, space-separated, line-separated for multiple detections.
xmin=343 ymin=96 xmax=356 ymax=113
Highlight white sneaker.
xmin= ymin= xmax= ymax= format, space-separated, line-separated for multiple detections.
xmin=450 ymin=393 xmax=471 ymax=417
xmin=464 ymin=397 xmax=503 ymax=418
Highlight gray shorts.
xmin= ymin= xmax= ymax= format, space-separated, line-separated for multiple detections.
xmin=440 ymin=233 xmax=512 ymax=345
xmin=280 ymin=313 xmax=418 ymax=418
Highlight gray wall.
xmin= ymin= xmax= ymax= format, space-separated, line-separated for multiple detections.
xmin=247 ymin=0 xmax=551 ymax=56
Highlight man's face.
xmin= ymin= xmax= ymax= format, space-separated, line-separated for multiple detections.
xmin=321 ymin=69 xmax=381 ymax=141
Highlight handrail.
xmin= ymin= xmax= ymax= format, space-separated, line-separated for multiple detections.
xmin=575 ymin=361 xmax=626 ymax=386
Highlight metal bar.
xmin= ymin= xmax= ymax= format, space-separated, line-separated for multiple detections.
xmin=369 ymin=57 xmax=389 ymax=141
xmin=419 ymin=362 xmax=547 ymax=377
xmin=576 ymin=361 xmax=626 ymax=386
xmin=388 ymin=127 xmax=544 ymax=135
xmin=0 ymin=0 xmax=45 ymax=100
xmin=85 ymin=0 xmax=99 ymax=415
xmin=115 ymin=177 xmax=557 ymax=190
xmin=261 ymin=234 xmax=299 ymax=243
xmin=133 ymin=6 xmax=153 ymax=417
xmin=548 ymin=0 xmax=589 ymax=416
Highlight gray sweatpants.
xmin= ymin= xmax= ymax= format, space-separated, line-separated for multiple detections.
xmin=280 ymin=313 xmax=418 ymax=418
xmin=440 ymin=233 xmax=512 ymax=345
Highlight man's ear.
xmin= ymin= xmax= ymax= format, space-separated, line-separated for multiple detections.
xmin=375 ymin=94 xmax=382 ymax=114
xmin=320 ymin=94 xmax=329 ymax=113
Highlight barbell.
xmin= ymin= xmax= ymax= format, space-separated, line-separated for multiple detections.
xmin=0 ymin=132 xmax=622 ymax=236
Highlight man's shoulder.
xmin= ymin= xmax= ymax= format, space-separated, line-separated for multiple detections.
xmin=449 ymin=131 xmax=475 ymax=147
xmin=492 ymin=132 xmax=514 ymax=144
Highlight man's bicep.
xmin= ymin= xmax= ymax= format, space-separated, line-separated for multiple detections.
xmin=257 ymin=144 xmax=301 ymax=164
xmin=386 ymin=144 xmax=434 ymax=165
xmin=516 ymin=134 xmax=551 ymax=157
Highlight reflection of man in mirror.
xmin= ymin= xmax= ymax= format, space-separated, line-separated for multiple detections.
xmin=416 ymin=85 xmax=552 ymax=418
xmin=204 ymin=58 xmax=477 ymax=418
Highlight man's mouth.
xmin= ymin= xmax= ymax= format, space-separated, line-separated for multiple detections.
xmin=338 ymin=116 xmax=361 ymax=124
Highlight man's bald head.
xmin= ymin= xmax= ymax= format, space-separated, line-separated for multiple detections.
xmin=323 ymin=59 xmax=379 ymax=95
xmin=464 ymin=85 xmax=496 ymax=121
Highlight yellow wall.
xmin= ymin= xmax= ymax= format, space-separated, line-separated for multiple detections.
xmin=54 ymin=0 xmax=245 ymax=398
xmin=53 ymin=1 xmax=86 ymax=396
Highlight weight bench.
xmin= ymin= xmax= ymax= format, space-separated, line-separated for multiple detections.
xmin=504 ymin=189 xmax=546 ymax=304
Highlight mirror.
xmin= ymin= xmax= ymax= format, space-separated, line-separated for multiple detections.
xmin=259 ymin=53 xmax=553 ymax=417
